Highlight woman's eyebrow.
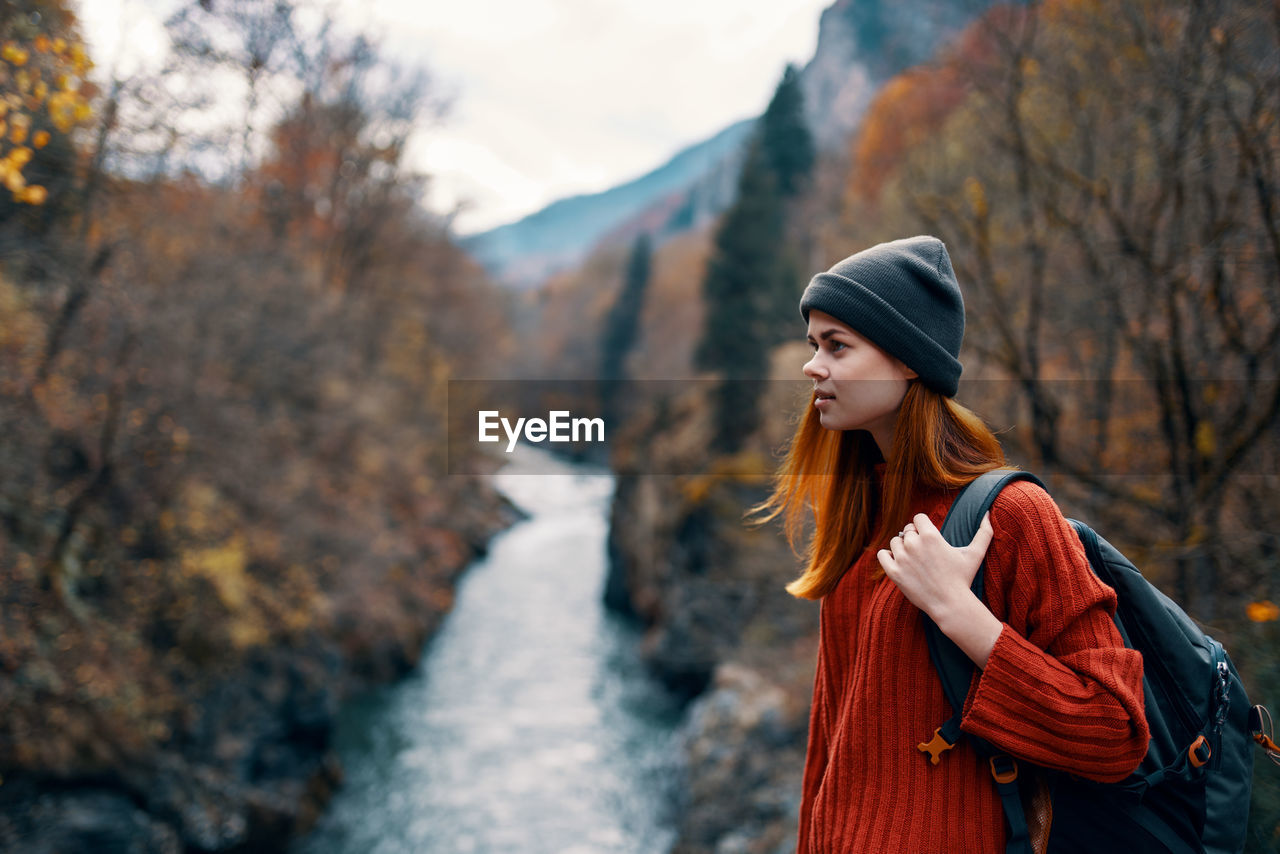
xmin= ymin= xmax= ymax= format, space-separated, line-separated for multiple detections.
xmin=808 ymin=328 xmax=844 ymax=342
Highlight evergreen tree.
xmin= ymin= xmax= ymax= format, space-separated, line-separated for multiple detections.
xmin=759 ymin=64 xmax=815 ymax=199
xmin=697 ymin=138 xmax=786 ymax=451
xmin=697 ymin=65 xmax=814 ymax=452
xmin=600 ymin=233 xmax=653 ymax=425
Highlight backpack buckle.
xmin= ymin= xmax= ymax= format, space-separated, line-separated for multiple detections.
xmin=918 ymin=727 xmax=957 ymax=765
xmin=990 ymin=754 xmax=1019 ymax=785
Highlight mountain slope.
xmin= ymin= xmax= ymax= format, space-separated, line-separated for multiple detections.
xmin=460 ymin=120 xmax=753 ymax=290
xmin=465 ymin=0 xmax=997 ymax=289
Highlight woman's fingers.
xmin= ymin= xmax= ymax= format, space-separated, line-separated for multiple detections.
xmin=966 ymin=512 xmax=994 ymax=556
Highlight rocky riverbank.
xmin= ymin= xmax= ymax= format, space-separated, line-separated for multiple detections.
xmin=0 ymin=477 xmax=521 ymax=854
xmin=606 ymin=470 xmax=819 ymax=854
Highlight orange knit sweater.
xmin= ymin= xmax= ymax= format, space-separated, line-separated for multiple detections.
xmin=796 ymin=476 xmax=1149 ymax=854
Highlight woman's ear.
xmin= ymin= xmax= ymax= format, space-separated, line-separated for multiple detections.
xmin=899 ymin=361 xmax=918 ymax=380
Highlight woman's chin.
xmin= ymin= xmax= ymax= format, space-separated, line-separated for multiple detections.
xmin=816 ymin=410 xmax=847 ymax=431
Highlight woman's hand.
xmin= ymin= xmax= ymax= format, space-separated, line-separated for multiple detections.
xmin=877 ymin=512 xmax=1004 ymax=668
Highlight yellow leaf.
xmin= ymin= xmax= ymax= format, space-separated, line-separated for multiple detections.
xmin=1194 ymin=421 xmax=1215 ymax=458
xmin=19 ymin=185 xmax=47 ymax=205
xmin=48 ymin=94 xmax=74 ymax=132
xmin=2 ymin=44 xmax=29 ymax=67
xmin=181 ymin=535 xmax=250 ymax=608
xmin=32 ymin=130 xmax=48 ymax=149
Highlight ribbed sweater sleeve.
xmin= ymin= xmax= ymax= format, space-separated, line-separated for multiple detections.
xmin=960 ymin=480 xmax=1149 ymax=783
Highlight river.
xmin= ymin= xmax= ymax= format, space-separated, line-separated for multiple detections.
xmin=292 ymin=448 xmax=683 ymax=854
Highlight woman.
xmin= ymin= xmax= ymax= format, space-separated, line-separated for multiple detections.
xmin=757 ymin=236 xmax=1149 ymax=853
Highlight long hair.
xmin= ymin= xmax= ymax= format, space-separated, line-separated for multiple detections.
xmin=752 ymin=381 xmax=1006 ymax=600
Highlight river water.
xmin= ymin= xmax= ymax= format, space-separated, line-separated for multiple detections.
xmin=292 ymin=448 xmax=683 ymax=854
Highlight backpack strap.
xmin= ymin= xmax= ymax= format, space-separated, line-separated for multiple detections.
xmin=925 ymin=468 xmax=1046 ymax=717
xmin=921 ymin=467 xmax=1046 ymax=854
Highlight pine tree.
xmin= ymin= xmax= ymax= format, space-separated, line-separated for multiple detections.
xmin=601 ymin=233 xmax=653 ymax=425
xmin=759 ymin=64 xmax=815 ymax=199
xmin=697 ymin=138 xmax=786 ymax=451
xmin=697 ymin=65 xmax=814 ymax=452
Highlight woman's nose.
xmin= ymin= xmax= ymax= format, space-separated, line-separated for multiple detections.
xmin=803 ymin=354 xmax=825 ymax=380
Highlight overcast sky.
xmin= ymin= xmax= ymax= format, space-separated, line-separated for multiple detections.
xmin=75 ymin=0 xmax=832 ymax=234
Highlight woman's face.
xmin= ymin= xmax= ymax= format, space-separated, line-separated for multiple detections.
xmin=803 ymin=309 xmax=916 ymax=450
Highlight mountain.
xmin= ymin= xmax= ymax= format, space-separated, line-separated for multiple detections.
xmin=465 ymin=0 xmax=997 ymax=289
xmin=800 ymin=0 xmax=989 ymax=152
xmin=458 ymin=120 xmax=753 ymax=290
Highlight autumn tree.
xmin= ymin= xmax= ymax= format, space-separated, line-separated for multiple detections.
xmin=0 ymin=7 xmax=512 ymax=841
xmin=164 ymin=0 xmax=301 ymax=175
xmin=0 ymin=0 xmax=94 ymax=222
xmin=860 ymin=0 xmax=1280 ymax=623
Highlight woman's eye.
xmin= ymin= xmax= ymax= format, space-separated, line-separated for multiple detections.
xmin=807 ymin=338 xmax=848 ymax=353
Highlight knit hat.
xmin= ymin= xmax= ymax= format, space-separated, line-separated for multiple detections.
xmin=799 ymin=235 xmax=965 ymax=397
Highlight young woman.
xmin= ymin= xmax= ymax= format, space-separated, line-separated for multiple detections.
xmin=758 ymin=236 xmax=1149 ymax=853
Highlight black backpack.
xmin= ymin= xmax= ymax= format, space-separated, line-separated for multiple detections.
xmin=923 ymin=468 xmax=1267 ymax=854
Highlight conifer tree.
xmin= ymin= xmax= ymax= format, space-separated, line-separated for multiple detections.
xmin=601 ymin=233 xmax=652 ymax=425
xmin=697 ymin=138 xmax=785 ymax=451
xmin=697 ymin=65 xmax=814 ymax=452
xmin=760 ymin=64 xmax=815 ymax=199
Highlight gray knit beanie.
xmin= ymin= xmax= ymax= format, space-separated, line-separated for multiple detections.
xmin=799 ymin=235 xmax=964 ymax=397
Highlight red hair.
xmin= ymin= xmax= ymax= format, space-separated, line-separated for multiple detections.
xmin=753 ymin=381 xmax=1006 ymax=600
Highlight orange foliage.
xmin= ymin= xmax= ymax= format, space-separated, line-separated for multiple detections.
xmin=1249 ymin=601 xmax=1280 ymax=623
xmin=848 ymin=65 xmax=967 ymax=204
xmin=846 ymin=3 xmax=1031 ymax=207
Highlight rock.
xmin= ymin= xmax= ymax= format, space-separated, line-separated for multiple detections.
xmin=671 ymin=664 xmax=808 ymax=854
xmin=0 ymin=783 xmax=182 ymax=854
xmin=606 ymin=467 xmax=819 ymax=854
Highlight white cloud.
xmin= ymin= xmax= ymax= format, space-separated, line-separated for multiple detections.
xmin=74 ymin=0 xmax=832 ymax=234
xmin=341 ymin=0 xmax=833 ymax=233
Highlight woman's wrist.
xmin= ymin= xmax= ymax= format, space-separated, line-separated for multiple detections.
xmin=933 ymin=592 xmax=1003 ymax=669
